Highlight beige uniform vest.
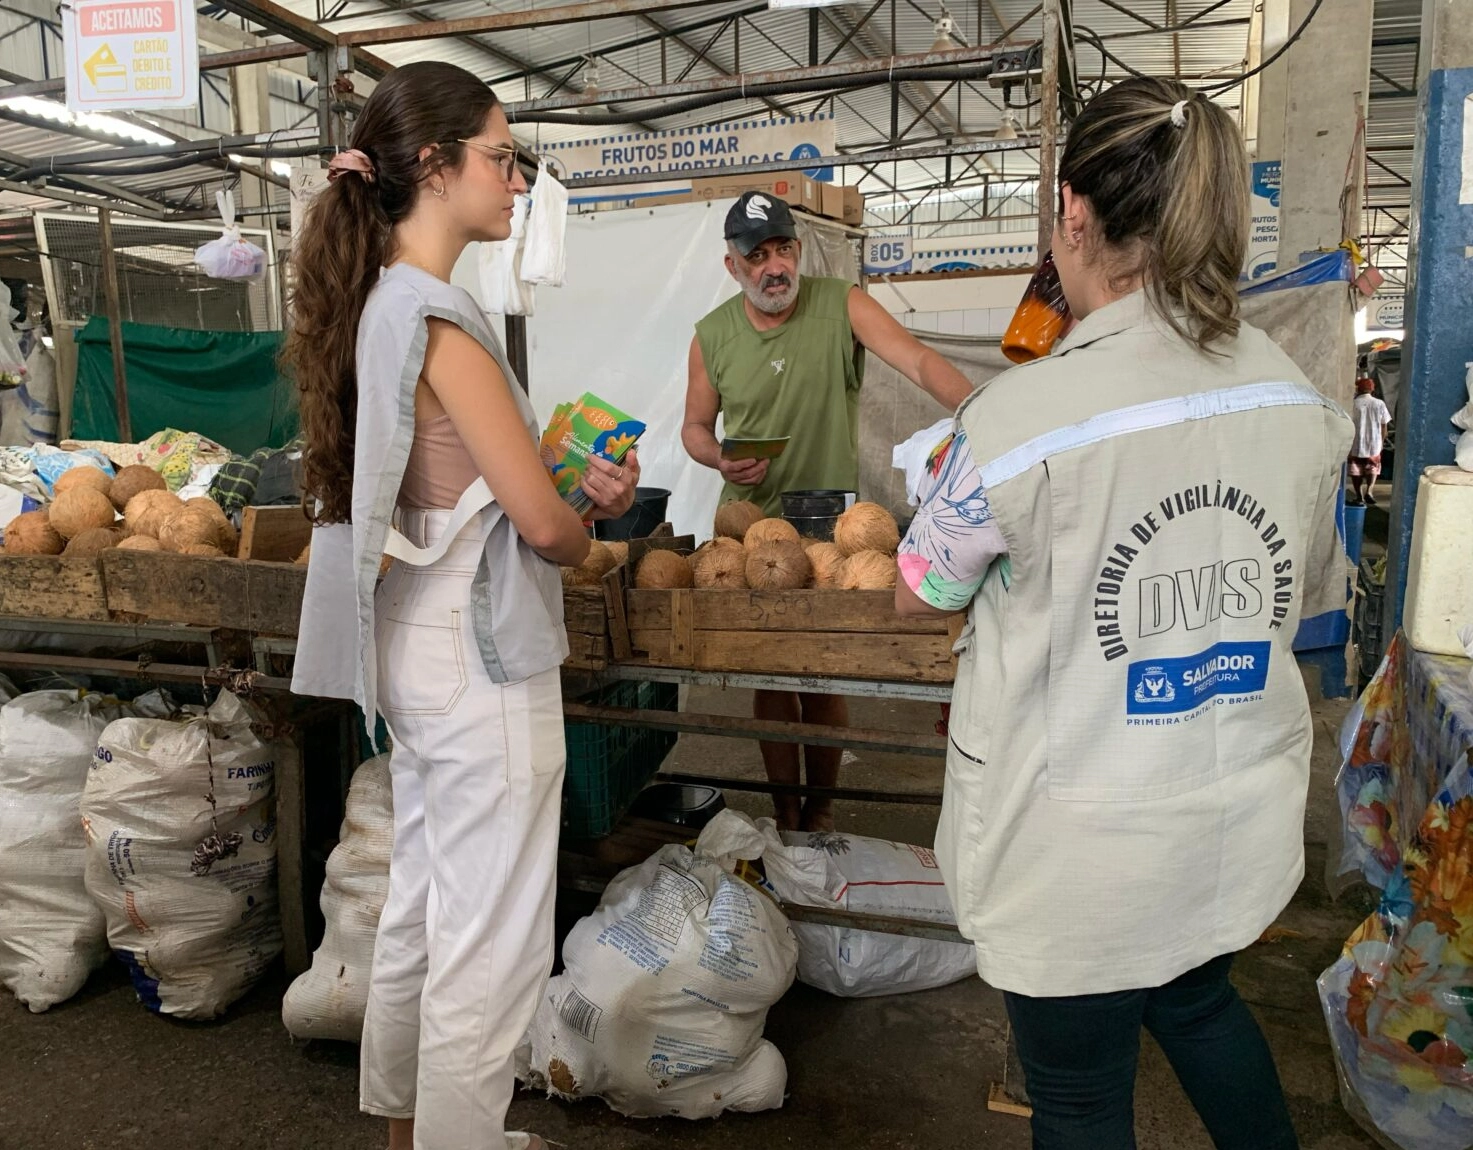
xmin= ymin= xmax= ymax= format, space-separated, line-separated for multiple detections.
xmin=941 ymin=291 xmax=1352 ymax=996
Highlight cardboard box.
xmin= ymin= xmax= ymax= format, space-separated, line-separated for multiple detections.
xmin=820 ymin=182 xmax=865 ymax=227
xmin=689 ymin=170 xmax=822 ymax=215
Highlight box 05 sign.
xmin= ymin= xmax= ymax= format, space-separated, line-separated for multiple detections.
xmin=64 ymin=0 xmax=199 ymax=112
xmin=863 ymin=235 xmax=913 ymax=276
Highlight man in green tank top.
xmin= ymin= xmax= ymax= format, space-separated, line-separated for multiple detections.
xmin=683 ymin=191 xmax=974 ymax=830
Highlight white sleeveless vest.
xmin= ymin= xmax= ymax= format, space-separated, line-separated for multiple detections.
xmin=292 ymin=264 xmax=567 ymax=727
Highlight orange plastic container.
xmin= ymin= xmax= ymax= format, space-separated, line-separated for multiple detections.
xmin=1001 ymin=251 xmax=1072 ymax=364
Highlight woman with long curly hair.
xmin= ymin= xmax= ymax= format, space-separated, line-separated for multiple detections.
xmin=286 ymin=61 xmax=637 ymax=1150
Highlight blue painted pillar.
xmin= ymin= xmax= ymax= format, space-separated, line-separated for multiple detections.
xmin=1384 ymin=2 xmax=1473 ymax=635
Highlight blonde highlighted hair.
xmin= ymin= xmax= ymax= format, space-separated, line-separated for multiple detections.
xmin=1058 ymin=77 xmax=1249 ymax=353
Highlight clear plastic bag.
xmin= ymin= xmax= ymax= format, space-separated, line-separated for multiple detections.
xmin=0 ymin=281 xmax=27 ymax=387
xmin=194 ymin=191 xmax=266 ymax=281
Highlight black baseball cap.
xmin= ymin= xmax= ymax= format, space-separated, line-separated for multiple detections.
xmin=724 ymin=191 xmax=799 ymax=257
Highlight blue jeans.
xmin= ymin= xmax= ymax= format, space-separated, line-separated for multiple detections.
xmin=1002 ymin=954 xmax=1299 ymax=1150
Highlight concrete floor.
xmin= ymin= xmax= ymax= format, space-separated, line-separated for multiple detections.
xmin=0 ymin=687 xmax=1384 ymax=1150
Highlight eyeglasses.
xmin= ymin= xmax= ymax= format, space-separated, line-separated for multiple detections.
xmin=457 ymin=139 xmax=521 ymax=180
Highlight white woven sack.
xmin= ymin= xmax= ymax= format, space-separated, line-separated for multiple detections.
xmin=0 ymin=690 xmax=131 ymax=1011
xmin=282 ymin=754 xmax=393 ymax=1041
xmin=522 ymin=810 xmax=799 ymax=1119
xmin=770 ymin=830 xmax=977 ymax=998
xmin=82 ymin=690 xmax=283 ymax=1020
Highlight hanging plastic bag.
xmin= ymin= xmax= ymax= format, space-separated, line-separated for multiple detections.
xmin=194 ymin=191 xmax=267 ymax=281
xmin=476 ymin=194 xmax=535 ymax=316
xmin=0 ymin=281 xmax=27 ymax=388
xmin=520 ymin=162 xmax=569 ymax=287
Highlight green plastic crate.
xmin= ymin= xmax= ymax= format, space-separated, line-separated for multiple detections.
xmin=563 ymin=679 xmax=679 ymax=838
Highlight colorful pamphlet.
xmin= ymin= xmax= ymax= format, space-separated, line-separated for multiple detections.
xmin=539 ymin=392 xmax=645 ymax=517
xmin=720 ymin=436 xmax=791 ymax=462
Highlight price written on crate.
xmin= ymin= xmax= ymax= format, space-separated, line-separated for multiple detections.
xmin=863 ymin=235 xmax=914 ymax=276
xmin=62 ymin=0 xmax=200 ymax=112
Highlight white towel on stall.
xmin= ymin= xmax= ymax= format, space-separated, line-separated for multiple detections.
xmin=476 ymin=194 xmax=536 ymax=316
xmin=519 ymin=163 xmax=568 ymax=287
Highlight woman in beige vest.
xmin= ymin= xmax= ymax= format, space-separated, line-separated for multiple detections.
xmin=895 ymin=77 xmax=1351 ymax=1149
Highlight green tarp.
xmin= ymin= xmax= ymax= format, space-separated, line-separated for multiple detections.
xmin=73 ymin=318 xmax=297 ymax=455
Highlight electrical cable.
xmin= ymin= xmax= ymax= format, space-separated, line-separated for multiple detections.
xmin=1073 ymin=0 xmax=1327 ymax=99
xmin=8 ymin=62 xmax=1002 ymax=180
xmin=1201 ymin=0 xmax=1325 ymax=96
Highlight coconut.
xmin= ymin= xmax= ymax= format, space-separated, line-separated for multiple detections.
xmin=834 ymin=502 xmax=900 ymax=557
xmin=184 ymin=496 xmax=229 ymax=524
xmin=562 ymin=539 xmax=618 ymax=588
xmin=125 ymin=490 xmax=183 ymax=538
xmin=158 ymin=507 xmax=223 ymax=552
xmin=838 ymin=549 xmax=898 ymax=590
xmin=182 ymin=543 xmax=226 ymax=558
xmin=742 ymin=517 xmax=800 ymax=552
xmin=49 ymin=487 xmax=117 ymax=540
xmin=108 ymin=464 xmax=167 ymax=511
xmin=806 ymin=541 xmax=846 ymax=589
xmin=692 ymin=539 xmax=748 ymax=589
xmin=53 ymin=466 xmax=113 ymax=499
xmin=217 ymin=521 xmax=239 ymax=557
xmin=745 ymin=539 xmax=812 ymax=591
xmin=713 ymin=500 xmax=764 ymax=542
xmin=115 ymin=534 xmax=162 ymax=552
xmin=295 ymin=544 xmax=311 ymax=565
xmin=635 ymin=549 xmax=695 ymax=589
xmin=63 ymin=527 xmax=121 ymax=556
xmin=604 ymin=540 xmax=629 ymax=567
xmin=3 ymin=510 xmax=63 ymax=555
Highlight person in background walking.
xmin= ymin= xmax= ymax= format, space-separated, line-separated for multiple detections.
xmin=1348 ymin=376 xmax=1392 ymax=506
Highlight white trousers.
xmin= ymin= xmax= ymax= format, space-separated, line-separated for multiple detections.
xmin=360 ymin=508 xmax=565 ymax=1150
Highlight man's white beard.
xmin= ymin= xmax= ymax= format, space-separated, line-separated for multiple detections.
xmin=744 ymin=270 xmax=800 ymax=315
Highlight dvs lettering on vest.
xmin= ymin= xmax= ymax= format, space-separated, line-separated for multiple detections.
xmin=1090 ymin=479 xmax=1300 ymax=663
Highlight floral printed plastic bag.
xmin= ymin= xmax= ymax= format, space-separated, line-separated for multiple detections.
xmin=1319 ymin=633 xmax=1473 ymax=1150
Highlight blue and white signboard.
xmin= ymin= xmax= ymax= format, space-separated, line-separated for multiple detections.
xmin=1246 ymin=159 xmax=1281 ymax=280
xmin=543 ymin=113 xmax=836 ymax=205
xmin=863 ymin=234 xmax=913 ymax=275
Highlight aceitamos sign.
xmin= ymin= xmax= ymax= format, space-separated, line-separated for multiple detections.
xmin=63 ymin=0 xmax=199 ymax=112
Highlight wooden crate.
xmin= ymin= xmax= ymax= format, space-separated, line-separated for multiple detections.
xmin=0 ymin=556 xmax=109 ymax=621
xmin=561 ymin=534 xmax=694 ymax=672
xmin=101 ymin=551 xmax=306 ymax=636
xmin=622 ymin=588 xmax=957 ymax=683
xmin=238 ymin=504 xmax=313 ymax=562
xmin=562 ymin=576 xmax=614 ymax=671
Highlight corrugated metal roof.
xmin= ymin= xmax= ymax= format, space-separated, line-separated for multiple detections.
xmin=0 ymin=0 xmax=1417 ymax=242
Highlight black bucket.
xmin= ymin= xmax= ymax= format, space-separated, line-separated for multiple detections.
xmin=629 ymin=782 xmax=727 ymax=829
xmin=782 ymin=489 xmax=854 ymax=541
xmin=785 ymin=514 xmax=838 ymax=542
xmin=595 ymin=487 xmax=672 ymax=541
xmin=781 ymin=489 xmax=854 ymax=517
